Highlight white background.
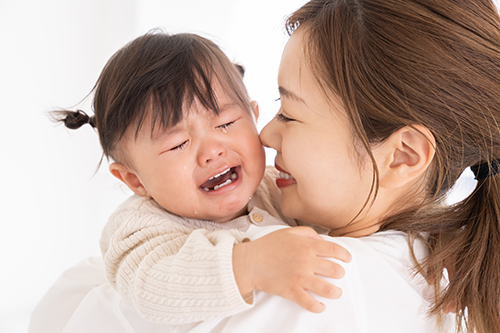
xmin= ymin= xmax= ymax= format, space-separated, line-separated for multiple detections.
xmin=0 ymin=1 xmax=486 ymax=332
xmin=0 ymin=1 xmax=308 ymax=332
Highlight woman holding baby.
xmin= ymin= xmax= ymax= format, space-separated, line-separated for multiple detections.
xmin=31 ymin=0 xmax=500 ymax=332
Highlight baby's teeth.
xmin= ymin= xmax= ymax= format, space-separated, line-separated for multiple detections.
xmin=209 ymin=168 xmax=231 ymax=180
xmin=203 ymin=187 xmax=210 ymax=192
xmin=214 ymin=179 xmax=232 ymax=190
xmin=279 ymin=172 xmax=295 ymax=180
xmin=231 ymin=172 xmax=237 ymax=179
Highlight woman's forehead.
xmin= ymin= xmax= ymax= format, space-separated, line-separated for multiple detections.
xmin=278 ymin=29 xmax=306 ymax=83
xmin=278 ymin=31 xmax=318 ymax=108
xmin=278 ymin=29 xmax=348 ymax=123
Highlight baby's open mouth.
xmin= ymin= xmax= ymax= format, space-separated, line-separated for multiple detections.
xmin=200 ymin=167 xmax=239 ymax=192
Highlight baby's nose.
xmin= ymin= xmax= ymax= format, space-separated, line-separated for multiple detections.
xmin=198 ymin=140 xmax=226 ymax=166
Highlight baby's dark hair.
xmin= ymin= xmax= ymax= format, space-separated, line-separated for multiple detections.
xmin=52 ymin=31 xmax=249 ymax=163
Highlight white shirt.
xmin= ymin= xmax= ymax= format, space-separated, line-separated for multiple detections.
xmin=29 ymin=225 xmax=456 ymax=333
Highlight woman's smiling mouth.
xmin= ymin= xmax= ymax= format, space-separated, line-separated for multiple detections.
xmin=275 ymin=163 xmax=297 ymax=188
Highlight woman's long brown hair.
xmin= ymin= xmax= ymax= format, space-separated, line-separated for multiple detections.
xmin=287 ymin=0 xmax=500 ymax=331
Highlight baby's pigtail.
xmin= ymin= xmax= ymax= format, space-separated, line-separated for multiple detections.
xmin=50 ymin=109 xmax=96 ymax=130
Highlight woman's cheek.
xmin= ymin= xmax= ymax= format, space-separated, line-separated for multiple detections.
xmin=282 ymin=137 xmax=299 ymax=167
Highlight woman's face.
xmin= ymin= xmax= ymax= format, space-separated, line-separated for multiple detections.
xmin=260 ymin=29 xmax=381 ymax=236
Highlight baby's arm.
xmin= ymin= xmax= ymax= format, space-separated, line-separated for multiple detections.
xmin=233 ymin=226 xmax=351 ymax=313
xmin=102 ymin=195 xmax=351 ymax=324
xmin=101 ymin=197 xmax=253 ymax=324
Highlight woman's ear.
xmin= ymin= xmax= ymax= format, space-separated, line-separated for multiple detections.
xmin=250 ymin=101 xmax=259 ymax=122
xmin=375 ymin=125 xmax=435 ymax=189
xmin=109 ymin=163 xmax=149 ymax=197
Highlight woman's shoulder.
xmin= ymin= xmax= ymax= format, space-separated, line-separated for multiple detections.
xmin=330 ymin=232 xmax=445 ymax=320
xmin=330 ymin=231 xmax=428 ymax=277
xmin=322 ymin=231 xmax=451 ymax=331
xmin=325 ymin=231 xmax=427 ymax=292
xmin=220 ymin=227 xmax=450 ymax=333
xmin=332 ymin=230 xmax=419 ymax=257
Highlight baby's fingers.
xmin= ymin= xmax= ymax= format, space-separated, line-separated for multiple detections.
xmin=314 ymin=257 xmax=345 ymax=279
xmin=306 ymin=275 xmax=343 ymax=300
xmin=290 ymin=288 xmax=327 ymax=313
xmin=314 ymin=239 xmax=352 ymax=263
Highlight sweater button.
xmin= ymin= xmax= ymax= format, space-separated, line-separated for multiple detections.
xmin=252 ymin=213 xmax=263 ymax=223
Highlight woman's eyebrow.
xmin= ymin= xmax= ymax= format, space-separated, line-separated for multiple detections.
xmin=279 ymin=86 xmax=306 ymax=104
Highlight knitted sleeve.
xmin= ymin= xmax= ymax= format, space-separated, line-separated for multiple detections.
xmin=100 ymin=197 xmax=253 ymax=324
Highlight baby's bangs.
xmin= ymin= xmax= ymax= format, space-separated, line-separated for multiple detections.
xmin=142 ymin=36 xmax=250 ymax=138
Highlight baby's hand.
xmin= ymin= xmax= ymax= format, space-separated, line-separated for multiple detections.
xmin=232 ymin=227 xmax=351 ymax=313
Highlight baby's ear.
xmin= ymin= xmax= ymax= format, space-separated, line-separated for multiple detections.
xmin=375 ymin=125 xmax=435 ymax=189
xmin=109 ymin=163 xmax=149 ymax=197
xmin=250 ymin=101 xmax=259 ymax=122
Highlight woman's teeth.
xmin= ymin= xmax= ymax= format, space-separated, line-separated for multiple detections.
xmin=278 ymin=171 xmax=295 ymax=180
xmin=202 ymin=171 xmax=238 ymax=191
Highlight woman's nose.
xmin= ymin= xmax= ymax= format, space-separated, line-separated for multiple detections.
xmin=198 ymin=139 xmax=227 ymax=166
xmin=260 ymin=115 xmax=281 ymax=152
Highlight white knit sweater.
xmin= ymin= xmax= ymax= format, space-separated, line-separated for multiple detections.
xmin=100 ymin=167 xmax=302 ymax=324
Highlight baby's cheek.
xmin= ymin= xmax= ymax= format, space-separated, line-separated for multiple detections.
xmin=245 ymin=136 xmax=266 ymax=160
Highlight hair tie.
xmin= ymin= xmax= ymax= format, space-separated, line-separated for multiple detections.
xmin=76 ymin=109 xmax=96 ymax=128
xmin=470 ymin=160 xmax=500 ymax=181
xmin=76 ymin=109 xmax=90 ymax=122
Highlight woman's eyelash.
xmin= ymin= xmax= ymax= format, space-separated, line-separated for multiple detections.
xmin=275 ymin=98 xmax=294 ymax=122
xmin=276 ymin=113 xmax=294 ymax=123
xmin=171 ymin=140 xmax=188 ymax=151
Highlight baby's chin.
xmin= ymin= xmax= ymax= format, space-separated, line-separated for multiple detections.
xmin=198 ymin=182 xmax=258 ymax=222
xmin=204 ymin=201 xmax=250 ymax=223
xmin=161 ymin=196 xmax=250 ymax=222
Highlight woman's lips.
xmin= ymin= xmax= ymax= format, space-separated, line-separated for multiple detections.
xmin=275 ymin=163 xmax=297 ymax=188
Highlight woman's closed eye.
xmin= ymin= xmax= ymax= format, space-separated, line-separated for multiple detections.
xmin=276 ymin=113 xmax=294 ymax=123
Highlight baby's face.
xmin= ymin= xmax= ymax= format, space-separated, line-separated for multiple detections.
xmin=119 ymin=87 xmax=265 ymax=222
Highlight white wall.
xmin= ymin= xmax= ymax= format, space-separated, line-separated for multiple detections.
xmin=0 ymin=1 xmax=307 ymax=332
